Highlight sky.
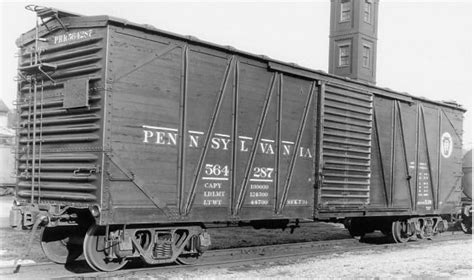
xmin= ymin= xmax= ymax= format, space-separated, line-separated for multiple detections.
xmin=0 ymin=0 xmax=472 ymax=149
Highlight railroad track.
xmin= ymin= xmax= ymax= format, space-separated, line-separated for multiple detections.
xmin=1 ymin=231 xmax=470 ymax=279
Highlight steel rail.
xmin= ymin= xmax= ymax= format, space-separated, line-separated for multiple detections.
xmin=1 ymin=231 xmax=469 ymax=279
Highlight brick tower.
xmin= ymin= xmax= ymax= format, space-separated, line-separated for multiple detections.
xmin=328 ymin=0 xmax=379 ymax=84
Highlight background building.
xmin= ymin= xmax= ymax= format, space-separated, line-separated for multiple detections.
xmin=0 ymin=99 xmax=15 ymax=189
xmin=329 ymin=0 xmax=379 ymax=84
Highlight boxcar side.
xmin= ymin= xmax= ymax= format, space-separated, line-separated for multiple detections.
xmin=316 ymin=91 xmax=464 ymax=218
xmin=370 ymin=97 xmax=463 ymax=214
xmin=102 ymin=23 xmax=318 ymax=225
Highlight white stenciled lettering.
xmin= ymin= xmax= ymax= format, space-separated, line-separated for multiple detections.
xmin=417 ymin=200 xmax=432 ymax=205
xmin=143 ymin=130 xmax=178 ymax=145
xmin=203 ymin=191 xmax=225 ymax=197
xmin=299 ymin=147 xmax=313 ymax=158
xmin=250 ymin=200 xmax=269 ymax=205
xmin=203 ymin=199 xmax=222 ymax=206
xmin=204 ymin=164 xmax=229 ymax=177
xmin=204 ymin=182 xmax=222 ymax=189
xmin=156 ymin=131 xmax=166 ymax=144
xmin=211 ymin=137 xmax=220 ymax=149
xmin=259 ymin=142 xmax=275 ymax=155
xmin=221 ymin=138 xmax=231 ymax=150
xmin=252 ymin=167 xmax=274 ymax=179
xmin=156 ymin=131 xmax=177 ymax=145
xmin=189 ymin=135 xmax=200 ymax=148
xmin=168 ymin=133 xmax=177 ymax=145
xmin=250 ymin=184 xmax=269 ymax=190
xmin=240 ymin=139 xmax=249 ymax=152
xmin=250 ymin=192 xmax=268 ymax=198
xmin=286 ymin=199 xmax=309 ymax=205
xmin=211 ymin=138 xmax=231 ymax=150
xmin=141 ymin=125 xmax=312 ymax=159
xmin=143 ymin=130 xmax=153 ymax=143
xmin=53 ymin=29 xmax=93 ymax=45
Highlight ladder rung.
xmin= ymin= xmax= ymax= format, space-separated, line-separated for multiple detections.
xmin=19 ymin=63 xmax=57 ymax=74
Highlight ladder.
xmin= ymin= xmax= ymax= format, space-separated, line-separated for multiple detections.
xmin=17 ymin=5 xmax=73 ymax=203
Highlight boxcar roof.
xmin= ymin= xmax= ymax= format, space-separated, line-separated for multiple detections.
xmin=17 ymin=12 xmax=466 ymax=112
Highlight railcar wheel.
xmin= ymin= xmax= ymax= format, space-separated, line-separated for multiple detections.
xmin=461 ymin=219 xmax=472 ymax=234
xmin=175 ymin=231 xmax=202 ymax=265
xmin=345 ymin=218 xmax=365 ymax=239
xmin=40 ymin=226 xmax=83 ymax=264
xmin=176 ymin=253 xmax=201 ymax=265
xmin=83 ymin=225 xmax=128 ymax=272
xmin=391 ymin=220 xmax=411 ymax=243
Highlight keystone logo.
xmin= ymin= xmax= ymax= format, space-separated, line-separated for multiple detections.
xmin=440 ymin=132 xmax=453 ymax=158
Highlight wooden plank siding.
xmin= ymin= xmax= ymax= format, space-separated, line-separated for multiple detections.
xmin=105 ymin=25 xmax=317 ymax=224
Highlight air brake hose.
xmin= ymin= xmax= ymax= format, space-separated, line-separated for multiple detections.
xmin=12 ymin=215 xmax=48 ymax=273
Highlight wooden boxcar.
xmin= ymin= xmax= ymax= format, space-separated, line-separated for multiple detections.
xmin=11 ymin=7 xmax=465 ymax=271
